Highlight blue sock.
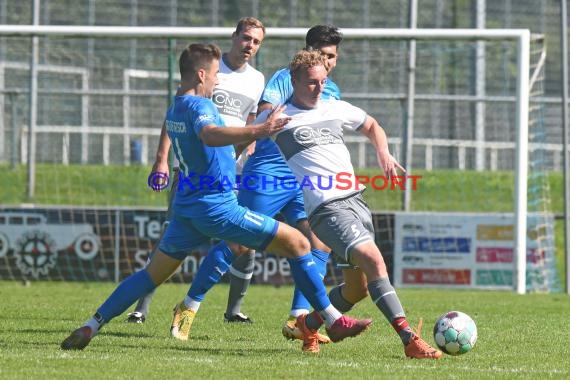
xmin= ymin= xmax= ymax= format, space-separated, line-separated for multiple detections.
xmin=288 ymin=253 xmax=331 ymax=312
xmin=97 ymin=269 xmax=156 ymax=322
xmin=291 ymin=249 xmax=328 ymax=312
xmin=188 ymin=241 xmax=236 ymax=302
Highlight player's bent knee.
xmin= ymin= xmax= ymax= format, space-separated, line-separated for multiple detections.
xmin=268 ymin=223 xmax=311 ymax=257
xmin=228 ymin=242 xmax=251 ymax=256
xmin=145 ymin=250 xmax=183 ymax=285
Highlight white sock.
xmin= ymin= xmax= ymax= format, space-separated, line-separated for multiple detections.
xmin=319 ymin=305 xmax=343 ymax=328
xmin=290 ymin=309 xmax=310 ymax=318
xmin=84 ymin=316 xmax=103 ymax=337
xmin=183 ymin=296 xmax=201 ymax=312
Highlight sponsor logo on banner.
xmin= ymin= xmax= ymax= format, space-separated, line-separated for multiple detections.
xmin=476 ymin=247 xmax=513 ymax=263
xmin=402 ymin=237 xmax=471 ymax=253
xmin=14 ymin=230 xmax=58 ymax=277
xmin=527 ymin=225 xmax=550 ymax=240
xmin=401 ymin=255 xmax=424 ymax=264
xmin=475 ymin=269 xmax=513 ymax=286
xmin=475 ymin=247 xmax=545 ymax=265
xmin=427 ymin=223 xmax=464 ymax=234
xmin=402 ymin=224 xmax=424 ymax=232
xmin=0 ymin=208 xmax=396 ymax=284
xmin=476 ymin=225 xmax=513 ymax=240
xmin=0 ymin=211 xmax=101 ymax=278
xmin=402 ymin=269 xmax=471 ymax=285
xmin=527 ymin=248 xmax=546 ymax=265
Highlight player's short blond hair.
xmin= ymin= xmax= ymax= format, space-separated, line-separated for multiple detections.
xmin=289 ymin=50 xmax=330 ymax=79
xmin=235 ymin=17 xmax=265 ymax=36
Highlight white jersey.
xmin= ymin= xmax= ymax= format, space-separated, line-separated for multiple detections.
xmin=271 ymin=99 xmax=367 ymax=216
xmin=214 ymin=56 xmax=265 ymax=126
xmin=213 ymin=55 xmax=264 ymax=173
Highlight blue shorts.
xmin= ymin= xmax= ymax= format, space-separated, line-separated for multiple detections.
xmin=238 ymin=186 xmax=306 ymax=226
xmin=159 ymin=202 xmax=278 ymax=261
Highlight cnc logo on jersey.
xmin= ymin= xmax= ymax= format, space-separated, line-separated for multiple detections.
xmin=14 ymin=230 xmax=58 ymax=278
xmin=212 ymin=89 xmax=249 ymax=120
xmin=293 ymin=125 xmax=342 ymax=146
xmin=275 ymin=121 xmax=343 ymax=160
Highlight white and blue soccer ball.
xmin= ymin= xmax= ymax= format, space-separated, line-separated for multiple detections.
xmin=433 ymin=311 xmax=477 ymax=356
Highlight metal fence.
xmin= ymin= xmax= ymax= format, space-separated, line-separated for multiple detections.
xmin=0 ymin=0 xmax=566 ymax=172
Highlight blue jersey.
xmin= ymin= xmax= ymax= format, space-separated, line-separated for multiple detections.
xmin=260 ymin=67 xmax=341 ymax=106
xmin=243 ymin=68 xmax=341 ymax=179
xmin=166 ymin=94 xmax=237 ymax=215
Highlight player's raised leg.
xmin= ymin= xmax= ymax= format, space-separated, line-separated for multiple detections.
xmin=266 ymin=222 xmax=372 ymax=353
xmin=169 ymin=206 xmax=372 ymax=353
xmin=276 ymin=199 xmax=332 ymax=344
xmin=351 ymin=241 xmax=441 ymax=359
xmin=61 ymin=250 xmax=183 ymax=350
xmin=282 ymin=247 xmax=331 ymax=344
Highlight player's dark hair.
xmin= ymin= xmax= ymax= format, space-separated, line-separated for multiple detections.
xmin=179 ymin=43 xmax=221 ymax=79
xmin=305 ymin=25 xmax=343 ymax=49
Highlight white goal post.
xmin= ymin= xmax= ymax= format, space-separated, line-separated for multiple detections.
xmin=0 ymin=25 xmax=531 ymax=294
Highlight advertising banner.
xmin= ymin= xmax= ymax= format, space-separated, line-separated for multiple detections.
xmin=393 ymin=212 xmax=555 ymax=290
xmin=0 ymin=207 xmax=395 ymax=285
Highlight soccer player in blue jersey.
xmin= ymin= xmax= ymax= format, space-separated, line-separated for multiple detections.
xmin=175 ymin=25 xmax=347 ymax=345
xmin=126 ymin=16 xmax=267 ymax=325
xmin=60 ymin=43 xmax=372 ymax=351
xmin=264 ymin=49 xmax=442 ymax=358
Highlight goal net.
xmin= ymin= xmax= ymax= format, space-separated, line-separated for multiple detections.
xmin=0 ymin=26 xmax=559 ymax=293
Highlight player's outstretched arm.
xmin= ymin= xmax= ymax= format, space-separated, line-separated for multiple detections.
xmin=359 ymin=115 xmax=405 ymax=180
xmin=234 ymin=112 xmax=259 ymax=156
xmin=200 ymin=105 xmax=290 ymax=147
xmin=256 ymin=101 xmax=274 ymax=116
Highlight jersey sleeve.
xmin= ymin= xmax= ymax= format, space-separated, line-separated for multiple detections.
xmin=260 ymin=68 xmax=293 ymax=106
xmin=323 ymin=79 xmax=342 ymax=100
xmin=193 ymin=99 xmax=221 ymax=135
xmin=337 ymin=100 xmax=367 ymax=131
xmin=251 ymin=109 xmax=270 ymax=125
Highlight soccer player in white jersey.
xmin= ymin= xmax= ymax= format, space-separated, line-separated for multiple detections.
xmin=126 ymin=17 xmax=266 ymax=324
xmin=253 ymin=25 xmax=368 ymax=344
xmin=261 ymin=49 xmax=443 ymax=358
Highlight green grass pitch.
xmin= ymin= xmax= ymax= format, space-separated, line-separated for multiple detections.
xmin=1 ymin=281 xmax=569 ymax=379
xmin=1 ymin=165 xmax=568 ymax=378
